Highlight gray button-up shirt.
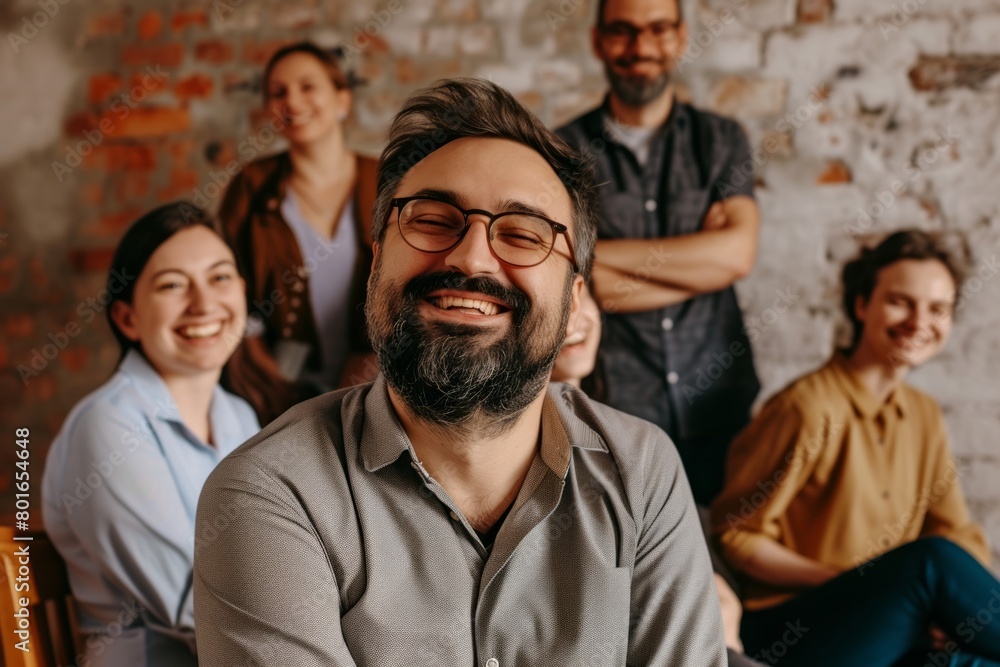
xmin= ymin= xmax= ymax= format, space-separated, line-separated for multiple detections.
xmin=194 ymin=376 xmax=726 ymax=666
xmin=557 ymin=100 xmax=760 ymax=442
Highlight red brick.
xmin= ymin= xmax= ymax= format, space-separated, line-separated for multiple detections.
xmin=83 ymin=144 xmax=157 ymax=172
xmin=25 ymin=375 xmax=56 ymax=402
xmin=115 ymin=173 xmax=151 ymax=202
xmin=88 ymin=74 xmax=123 ymax=105
xmin=0 ymin=255 xmax=18 ymax=296
xmin=242 ymin=39 xmax=295 ymax=65
xmin=95 ymin=208 xmax=143 ymax=235
xmin=910 ymin=56 xmax=1000 ymax=91
xmin=68 ymin=247 xmax=116 ymax=273
xmin=175 ymin=73 xmax=214 ymax=100
xmin=103 ymin=107 xmax=191 ymax=139
xmin=166 ymin=139 xmax=195 ymax=168
xmin=137 ymin=10 xmax=163 ymax=40
xmin=817 ymin=160 xmax=852 ymax=184
xmin=86 ymin=11 xmax=126 ymax=38
xmin=121 ymin=43 xmax=185 ymax=68
xmin=128 ymin=71 xmax=170 ymax=97
xmin=157 ymin=169 xmax=200 ymax=201
xmin=194 ymin=39 xmax=234 ymax=64
xmin=798 ymin=0 xmax=831 ymax=23
xmin=64 ymin=112 xmax=99 ymax=137
xmin=62 ymin=348 xmax=91 ymax=372
xmin=171 ymin=10 xmax=208 ymax=32
xmin=5 ymin=314 xmax=35 ymax=339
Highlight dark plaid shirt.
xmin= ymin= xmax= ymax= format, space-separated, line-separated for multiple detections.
xmin=558 ymin=98 xmax=760 ymax=441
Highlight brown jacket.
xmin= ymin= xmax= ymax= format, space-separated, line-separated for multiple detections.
xmin=219 ymin=151 xmax=378 ymax=425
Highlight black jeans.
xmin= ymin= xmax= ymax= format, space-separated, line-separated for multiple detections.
xmin=741 ymin=538 xmax=1000 ymax=667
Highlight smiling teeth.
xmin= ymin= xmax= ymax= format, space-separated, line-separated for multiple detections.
xmin=564 ymin=331 xmax=586 ymax=346
xmin=432 ymin=296 xmax=499 ymax=316
xmin=180 ymin=322 xmax=223 ymax=338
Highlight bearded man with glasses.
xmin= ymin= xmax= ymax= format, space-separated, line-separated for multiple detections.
xmin=194 ymin=78 xmax=726 ymax=666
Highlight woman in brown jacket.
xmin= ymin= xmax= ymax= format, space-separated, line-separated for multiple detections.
xmin=220 ymin=42 xmax=378 ymax=425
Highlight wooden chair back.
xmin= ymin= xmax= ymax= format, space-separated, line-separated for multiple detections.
xmin=0 ymin=527 xmax=80 ymax=667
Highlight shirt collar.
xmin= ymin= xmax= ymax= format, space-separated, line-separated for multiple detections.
xmin=598 ymin=93 xmax=685 ymax=140
xmin=117 ymin=348 xmax=183 ymax=423
xmin=359 ymin=376 xmax=607 ymax=477
xmin=829 ymin=351 xmax=907 ymax=420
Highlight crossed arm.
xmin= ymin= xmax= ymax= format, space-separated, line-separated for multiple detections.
xmin=591 ymin=195 xmax=760 ymax=314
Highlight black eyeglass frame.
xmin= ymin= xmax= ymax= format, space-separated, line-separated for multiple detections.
xmin=597 ymin=19 xmax=682 ymax=44
xmin=388 ymin=195 xmax=580 ymax=273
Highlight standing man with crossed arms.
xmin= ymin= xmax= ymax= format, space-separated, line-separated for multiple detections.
xmin=558 ymin=0 xmax=762 ymax=508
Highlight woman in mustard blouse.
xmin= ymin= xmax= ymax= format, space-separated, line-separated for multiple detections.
xmin=712 ymin=230 xmax=1000 ymax=666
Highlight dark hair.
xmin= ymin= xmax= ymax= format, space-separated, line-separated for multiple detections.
xmin=106 ymin=202 xmax=230 ymax=360
xmin=596 ymin=0 xmax=684 ymax=26
xmin=262 ymin=41 xmax=349 ymax=103
xmin=372 ymin=78 xmax=599 ymax=279
xmin=841 ymin=229 xmax=968 ymax=352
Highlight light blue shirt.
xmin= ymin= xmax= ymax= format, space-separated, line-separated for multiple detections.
xmin=41 ymin=349 xmax=260 ymax=667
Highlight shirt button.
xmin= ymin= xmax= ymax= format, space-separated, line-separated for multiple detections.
xmin=292 ymin=281 xmax=305 ymax=293
xmin=290 ymin=297 xmax=301 ymax=308
xmin=667 ymin=371 xmax=679 ymax=384
xmin=661 ymin=317 xmax=673 ymax=331
xmin=486 ymin=659 xmax=500 ymax=667
xmin=644 ymin=199 xmax=657 ymax=212
xmin=287 ymin=312 xmax=298 ymax=323
xmin=449 ymin=511 xmax=460 ymax=522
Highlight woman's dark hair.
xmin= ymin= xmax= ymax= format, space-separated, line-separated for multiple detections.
xmin=841 ymin=229 xmax=968 ymax=352
xmin=263 ymin=41 xmax=349 ymax=103
xmin=106 ymin=202 xmax=230 ymax=360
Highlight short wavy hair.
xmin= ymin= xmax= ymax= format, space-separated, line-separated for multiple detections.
xmin=372 ymin=78 xmax=599 ymax=279
xmin=842 ymin=229 xmax=969 ymax=352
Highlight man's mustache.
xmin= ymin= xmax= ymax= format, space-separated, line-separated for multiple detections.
xmin=614 ymin=56 xmax=667 ymax=69
xmin=402 ymin=271 xmax=531 ymax=319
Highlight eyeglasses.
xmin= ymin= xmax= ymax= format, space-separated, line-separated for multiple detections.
xmin=390 ymin=196 xmax=578 ymax=272
xmin=598 ymin=20 xmax=681 ymax=47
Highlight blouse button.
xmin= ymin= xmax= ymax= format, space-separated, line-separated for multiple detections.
xmin=291 ymin=297 xmax=301 ymax=308
xmin=287 ymin=312 xmax=298 ymax=323
xmin=292 ymin=281 xmax=304 ymax=293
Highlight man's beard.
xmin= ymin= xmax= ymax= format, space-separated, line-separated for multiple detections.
xmin=605 ymin=58 xmax=672 ymax=107
xmin=366 ymin=264 xmax=574 ymax=436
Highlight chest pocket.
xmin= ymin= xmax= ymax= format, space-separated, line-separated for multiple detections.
xmin=663 ymin=188 xmax=711 ymax=237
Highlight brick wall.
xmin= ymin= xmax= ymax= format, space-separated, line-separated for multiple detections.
xmin=1 ymin=0 xmax=998 ymax=555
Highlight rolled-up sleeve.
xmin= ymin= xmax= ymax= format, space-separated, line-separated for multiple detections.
xmin=710 ymin=397 xmax=821 ymax=573
xmin=919 ymin=407 xmax=992 ymax=566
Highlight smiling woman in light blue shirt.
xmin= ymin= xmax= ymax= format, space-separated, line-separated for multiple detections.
xmin=41 ymin=203 xmax=260 ymax=667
